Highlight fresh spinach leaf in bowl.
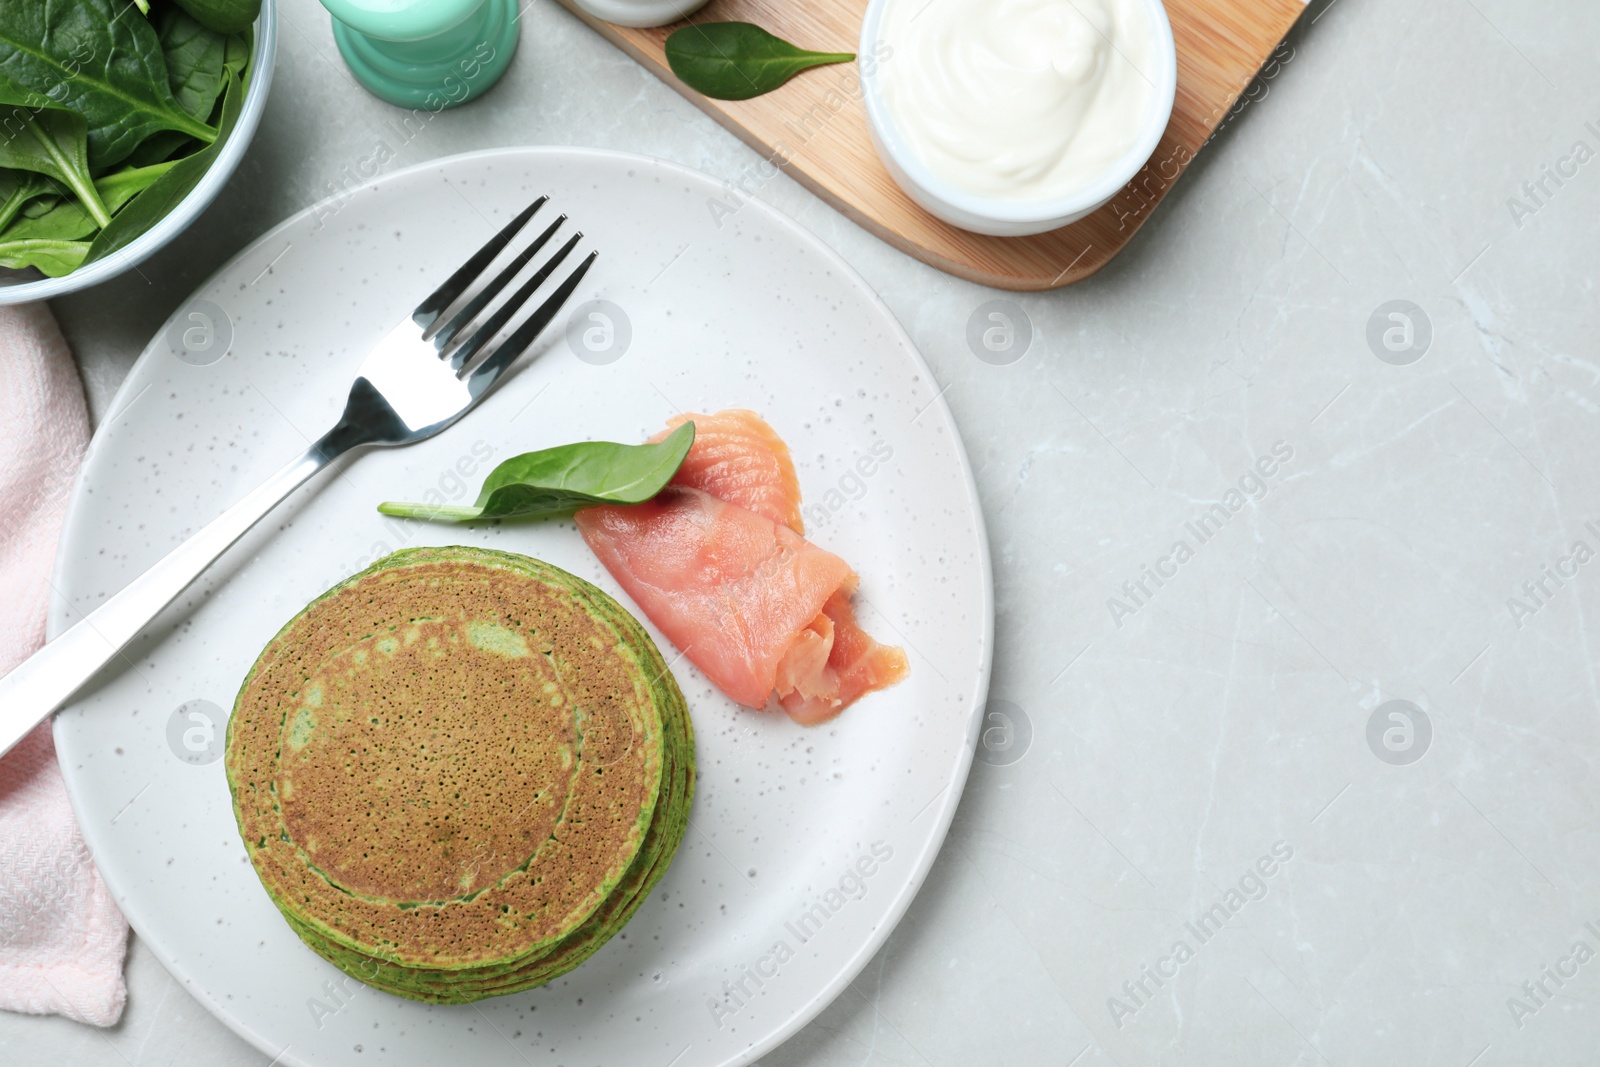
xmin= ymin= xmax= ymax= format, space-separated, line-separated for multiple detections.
xmin=0 ymin=0 xmax=260 ymax=277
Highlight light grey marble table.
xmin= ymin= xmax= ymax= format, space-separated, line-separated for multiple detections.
xmin=7 ymin=0 xmax=1600 ymax=1063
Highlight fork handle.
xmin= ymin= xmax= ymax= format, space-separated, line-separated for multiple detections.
xmin=0 ymin=423 xmax=362 ymax=760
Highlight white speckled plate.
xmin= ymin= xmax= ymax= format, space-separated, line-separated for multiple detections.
xmin=51 ymin=148 xmax=991 ymax=1067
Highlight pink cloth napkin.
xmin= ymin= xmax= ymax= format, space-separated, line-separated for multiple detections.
xmin=0 ymin=303 xmax=129 ymax=1027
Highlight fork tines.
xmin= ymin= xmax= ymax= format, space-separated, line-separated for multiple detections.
xmin=413 ymin=197 xmax=597 ymax=392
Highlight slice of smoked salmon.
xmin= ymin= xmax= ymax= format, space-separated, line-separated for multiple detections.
xmin=777 ymin=583 xmax=910 ymax=726
xmin=579 ymin=411 xmax=908 ymax=724
xmin=575 ymin=487 xmax=851 ymax=709
xmin=650 ymin=410 xmax=805 ymax=534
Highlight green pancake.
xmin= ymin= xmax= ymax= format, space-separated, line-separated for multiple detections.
xmin=269 ymin=612 xmax=695 ymax=1001
xmin=295 ymin=716 xmax=691 ymax=1001
xmin=225 ymin=546 xmax=695 ymax=1002
xmin=281 ymin=633 xmax=695 ymax=1001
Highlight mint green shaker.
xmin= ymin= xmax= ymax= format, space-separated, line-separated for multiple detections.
xmin=319 ymin=0 xmax=519 ymax=109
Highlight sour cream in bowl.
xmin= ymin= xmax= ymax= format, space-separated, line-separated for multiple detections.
xmin=861 ymin=0 xmax=1177 ymax=236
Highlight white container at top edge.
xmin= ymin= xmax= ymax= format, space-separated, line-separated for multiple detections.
xmin=859 ymin=0 xmax=1177 ymax=238
xmin=563 ymin=0 xmax=708 ymax=28
xmin=0 ymin=3 xmax=277 ymax=305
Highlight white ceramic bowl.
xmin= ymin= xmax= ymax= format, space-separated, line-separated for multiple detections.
xmin=0 ymin=3 xmax=277 ymax=304
xmin=563 ymin=0 xmax=708 ymax=28
xmin=859 ymin=0 xmax=1177 ymax=237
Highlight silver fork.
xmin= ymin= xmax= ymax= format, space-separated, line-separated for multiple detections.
xmin=0 ymin=197 xmax=594 ymax=759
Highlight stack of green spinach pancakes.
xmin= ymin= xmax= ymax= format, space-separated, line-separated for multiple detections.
xmin=225 ymin=546 xmax=694 ymax=1003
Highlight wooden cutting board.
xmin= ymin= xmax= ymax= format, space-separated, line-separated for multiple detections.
xmin=554 ymin=0 xmax=1306 ymax=290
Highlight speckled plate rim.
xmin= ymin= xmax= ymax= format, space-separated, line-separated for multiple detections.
xmin=51 ymin=145 xmax=994 ymax=1067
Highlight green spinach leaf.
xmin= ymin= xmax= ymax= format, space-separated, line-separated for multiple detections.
xmin=21 ymin=193 xmax=59 ymax=218
xmin=100 ymin=161 xmax=181 ymax=211
xmin=172 ymin=0 xmax=261 ymax=36
xmin=0 ymin=72 xmax=51 ymax=110
xmin=2 ymin=198 xmax=96 ymax=241
xmin=0 ymin=0 xmax=217 ymax=168
xmin=158 ymin=7 xmax=228 ymax=121
xmin=378 ymin=422 xmax=697 ymax=522
xmin=84 ymin=61 xmax=243 ymax=265
xmin=0 ymin=168 xmax=52 ymax=231
xmin=2 ymin=161 xmax=177 ymax=241
xmin=665 ymin=22 xmax=854 ymax=101
xmin=0 ymin=109 xmax=111 ymax=226
xmin=223 ymin=30 xmax=251 ymax=79
xmin=0 ymin=237 xmax=90 ymax=276
xmin=123 ymin=129 xmax=196 ymax=168
xmin=122 ymin=27 xmax=244 ymax=170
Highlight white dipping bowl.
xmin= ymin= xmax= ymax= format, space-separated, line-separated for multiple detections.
xmin=860 ymin=0 xmax=1177 ymax=237
xmin=0 ymin=3 xmax=277 ymax=304
xmin=564 ymin=0 xmax=708 ymax=28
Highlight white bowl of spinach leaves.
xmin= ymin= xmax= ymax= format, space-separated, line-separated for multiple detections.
xmin=0 ymin=0 xmax=274 ymax=302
